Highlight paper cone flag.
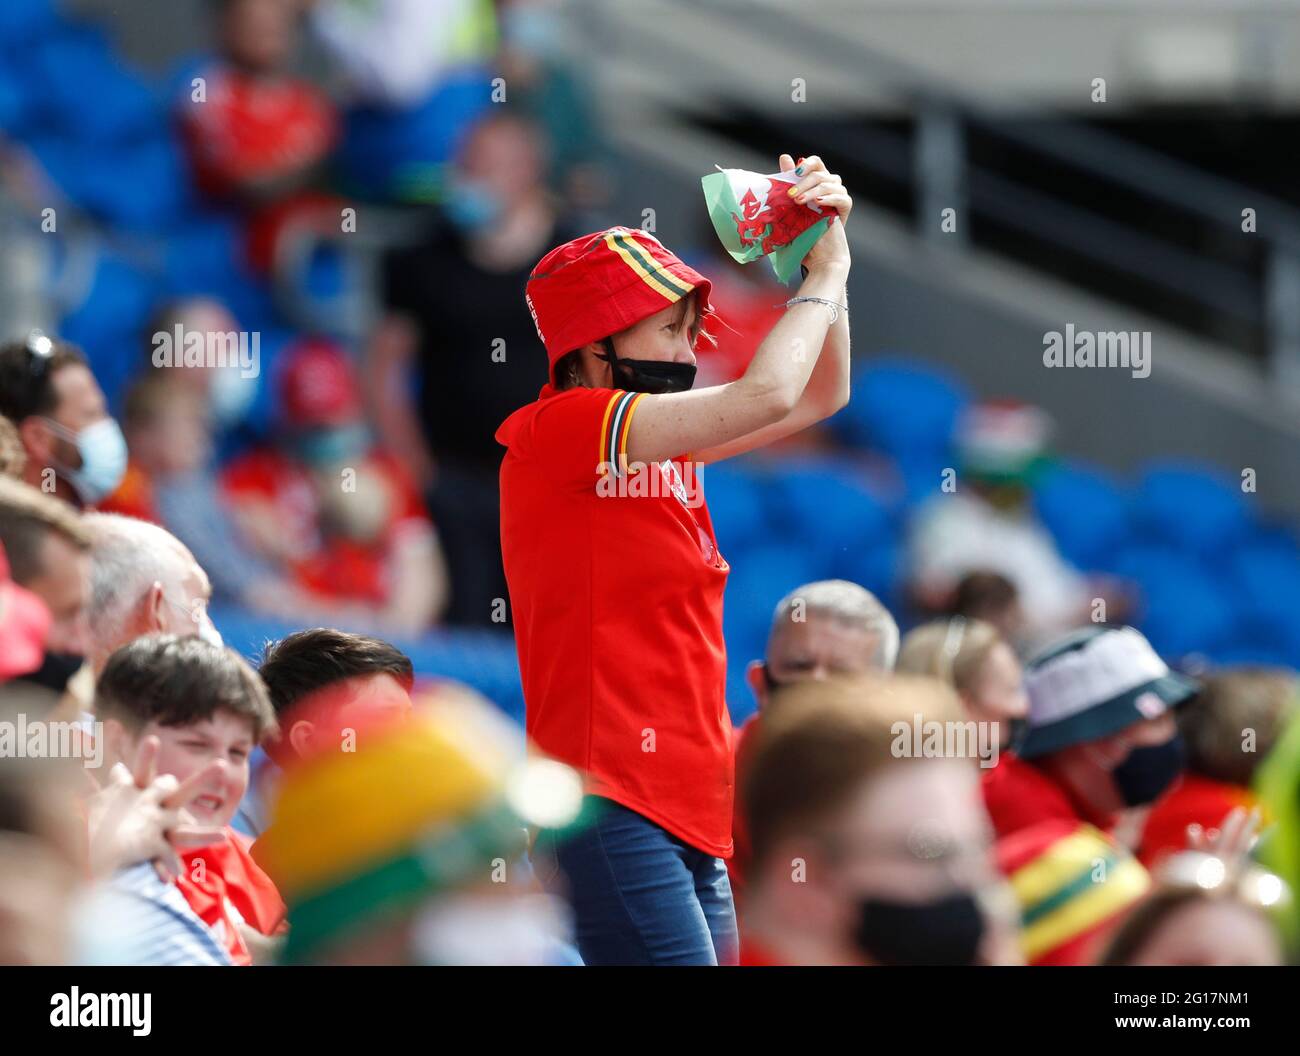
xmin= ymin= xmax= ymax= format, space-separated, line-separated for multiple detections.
xmin=701 ymin=167 xmax=832 ymax=283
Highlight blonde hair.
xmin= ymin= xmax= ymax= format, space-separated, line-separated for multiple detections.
xmin=896 ymin=617 xmax=1004 ymax=696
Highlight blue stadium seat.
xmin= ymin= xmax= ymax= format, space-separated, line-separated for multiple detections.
xmin=0 ymin=0 xmax=57 ymax=55
xmin=1208 ymin=642 xmax=1300 ymax=668
xmin=766 ymin=457 xmax=896 ymax=555
xmin=1032 ymin=460 xmax=1131 ymax=571
xmin=828 ymin=537 xmax=903 ymax=614
xmin=722 ymin=540 xmax=826 ymax=660
xmin=336 ymin=66 xmax=494 ymax=202
xmin=1131 ymin=460 xmax=1251 ymax=558
xmin=162 ymin=214 xmax=246 ymax=297
xmin=29 ymin=24 xmax=163 ymax=145
xmin=891 ymin=450 xmax=954 ymax=510
xmin=29 ymin=134 xmax=192 ymax=231
xmin=722 ymin=542 xmax=826 ymax=723
xmin=56 ymin=247 xmax=159 ymax=408
xmin=699 ymin=461 xmax=769 ymax=555
xmin=833 ymin=358 xmax=969 ymax=461
xmin=0 ymin=64 xmax=29 ymax=136
xmin=1113 ymin=544 xmax=1238 ymax=659
xmin=1230 ymin=538 xmax=1300 ymax=663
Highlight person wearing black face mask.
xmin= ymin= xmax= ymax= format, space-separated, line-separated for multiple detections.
xmin=728 ymin=580 xmax=899 ymax=914
xmin=500 ymin=157 xmax=857 ymax=967
xmin=983 ymin=625 xmax=1197 ymax=849
xmin=738 ymin=674 xmax=1020 ymax=966
xmin=594 ymin=336 xmax=698 ymax=395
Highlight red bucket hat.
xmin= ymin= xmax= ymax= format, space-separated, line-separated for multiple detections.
xmin=524 ymin=227 xmax=713 ymax=382
xmin=278 ymin=338 xmax=362 ymax=428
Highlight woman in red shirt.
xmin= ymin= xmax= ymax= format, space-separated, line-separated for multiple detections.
xmin=498 ymin=153 xmax=854 ymax=964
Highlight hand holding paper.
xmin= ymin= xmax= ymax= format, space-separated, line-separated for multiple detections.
xmin=701 ymin=153 xmax=851 ymax=283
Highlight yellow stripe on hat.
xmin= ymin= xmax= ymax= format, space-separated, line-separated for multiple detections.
xmin=604 ymin=231 xmax=691 ymax=304
xmin=259 ymin=717 xmax=503 ymax=900
xmin=1008 ymin=826 xmax=1116 ymax=906
xmin=1020 ymin=856 xmax=1150 ymax=962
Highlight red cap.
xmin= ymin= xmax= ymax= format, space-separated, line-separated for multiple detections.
xmin=0 ymin=542 xmax=51 ymax=680
xmin=525 ymin=227 xmax=713 ymax=382
xmin=279 ymin=339 xmax=362 ymax=428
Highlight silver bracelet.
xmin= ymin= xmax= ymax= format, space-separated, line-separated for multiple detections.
xmin=779 ymin=295 xmax=849 ymax=323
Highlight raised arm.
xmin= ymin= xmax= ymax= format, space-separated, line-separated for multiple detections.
xmin=693 ymin=272 xmax=850 ymax=465
xmin=625 ymin=154 xmax=853 ymax=468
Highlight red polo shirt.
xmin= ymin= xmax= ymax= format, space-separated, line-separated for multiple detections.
xmin=982 ymin=752 xmax=1116 ymax=839
xmin=497 ymin=385 xmax=733 ymax=857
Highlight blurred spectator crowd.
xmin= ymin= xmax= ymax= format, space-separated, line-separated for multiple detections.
xmin=2 ymin=0 xmax=1300 ymax=969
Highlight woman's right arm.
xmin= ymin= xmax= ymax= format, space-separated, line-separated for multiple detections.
xmin=625 ymin=259 xmax=849 ymax=467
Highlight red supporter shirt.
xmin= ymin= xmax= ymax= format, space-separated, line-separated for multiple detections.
xmin=99 ymin=460 xmax=161 ymax=524
xmin=176 ymin=828 xmax=286 ymax=966
xmin=982 ymin=752 xmax=1116 ymax=839
xmin=497 ymin=385 xmax=734 ymax=857
xmin=178 ymin=66 xmax=337 ymax=200
xmin=1135 ymin=773 xmax=1254 ymax=869
xmin=221 ymin=447 xmax=430 ymax=604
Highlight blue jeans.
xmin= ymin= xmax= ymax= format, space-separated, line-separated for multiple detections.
xmin=533 ymin=798 xmax=738 ymax=966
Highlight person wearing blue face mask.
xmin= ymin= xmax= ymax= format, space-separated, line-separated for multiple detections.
xmin=369 ymin=112 xmax=587 ymax=628
xmin=983 ymin=625 xmax=1197 ymax=849
xmin=0 ymin=333 xmax=128 ymax=510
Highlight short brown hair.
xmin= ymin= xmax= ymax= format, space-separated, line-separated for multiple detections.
xmin=743 ymin=673 xmax=964 ymax=869
xmin=0 ymin=477 xmax=92 ymax=584
xmin=1181 ymin=669 xmax=1298 ymax=787
xmin=951 ymin=571 xmax=1018 ymax=623
xmin=95 ymin=634 xmax=277 ymax=743
xmin=0 ymin=337 xmax=88 ymax=423
xmin=258 ymin=628 xmax=414 ymax=718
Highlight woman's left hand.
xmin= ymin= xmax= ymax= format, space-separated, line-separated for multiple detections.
xmin=780 ymin=153 xmax=852 ymax=225
xmin=782 ymin=153 xmax=852 ymax=274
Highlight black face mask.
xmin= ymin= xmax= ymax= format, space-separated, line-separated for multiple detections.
xmin=15 ymin=651 xmax=85 ymax=696
xmin=854 ymin=891 xmax=986 ymax=966
xmin=1112 ymin=734 xmax=1185 ymax=807
xmin=597 ymin=339 xmax=696 ymax=394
